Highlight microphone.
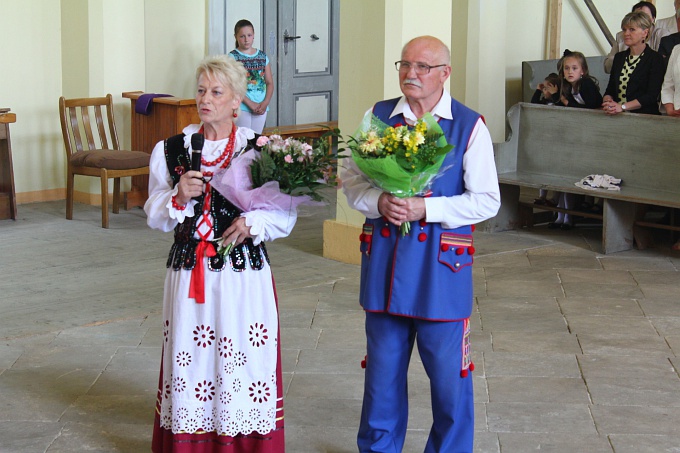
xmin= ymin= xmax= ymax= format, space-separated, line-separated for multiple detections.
xmin=190 ymin=133 xmax=204 ymax=174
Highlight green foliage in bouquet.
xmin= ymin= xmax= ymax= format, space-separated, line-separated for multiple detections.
xmin=347 ymin=112 xmax=453 ymax=198
xmin=345 ymin=113 xmax=454 ymax=235
xmin=250 ymin=128 xmax=340 ymax=202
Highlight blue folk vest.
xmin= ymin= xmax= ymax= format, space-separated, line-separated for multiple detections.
xmin=358 ymin=97 xmax=481 ymax=320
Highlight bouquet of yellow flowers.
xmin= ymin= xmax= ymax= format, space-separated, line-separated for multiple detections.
xmin=347 ymin=112 xmax=453 ymax=235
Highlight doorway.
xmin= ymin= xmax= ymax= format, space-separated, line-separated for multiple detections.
xmin=208 ymin=0 xmax=339 ymax=128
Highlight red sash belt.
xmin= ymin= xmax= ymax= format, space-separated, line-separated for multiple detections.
xmin=188 ymin=240 xmax=217 ymax=304
xmin=189 ymin=184 xmax=215 ymax=304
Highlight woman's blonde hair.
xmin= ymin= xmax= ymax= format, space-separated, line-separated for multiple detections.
xmin=195 ymin=55 xmax=247 ymax=101
xmin=622 ymin=10 xmax=653 ymax=32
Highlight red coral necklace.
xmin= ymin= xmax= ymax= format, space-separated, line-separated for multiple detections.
xmin=197 ymin=124 xmax=237 ymax=177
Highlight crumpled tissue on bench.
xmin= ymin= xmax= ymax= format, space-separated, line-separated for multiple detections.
xmin=575 ymin=174 xmax=622 ymax=191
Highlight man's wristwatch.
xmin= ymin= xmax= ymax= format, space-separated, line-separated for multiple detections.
xmin=621 ymin=103 xmax=627 ymax=111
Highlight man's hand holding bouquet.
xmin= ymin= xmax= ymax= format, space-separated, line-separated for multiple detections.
xmin=346 ymin=112 xmax=453 ymax=235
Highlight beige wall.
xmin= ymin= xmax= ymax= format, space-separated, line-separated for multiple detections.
xmin=60 ymin=0 xmax=147 ymax=198
xmin=0 ymin=0 xmax=206 ymax=205
xmin=1 ymin=0 xmax=677 ymax=206
xmin=1 ymin=0 xmax=64 ymax=200
xmin=144 ymin=0 xmax=207 ymax=99
xmin=335 ymin=0 xmax=387 ymax=228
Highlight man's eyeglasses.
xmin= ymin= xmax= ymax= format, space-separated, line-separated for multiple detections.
xmin=394 ymin=61 xmax=447 ymax=75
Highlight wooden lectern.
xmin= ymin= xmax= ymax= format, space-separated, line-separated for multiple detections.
xmin=122 ymin=91 xmax=200 ymax=208
xmin=0 ymin=108 xmax=17 ymax=220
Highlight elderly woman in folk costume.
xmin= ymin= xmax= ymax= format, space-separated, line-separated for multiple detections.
xmin=144 ymin=55 xmax=292 ymax=452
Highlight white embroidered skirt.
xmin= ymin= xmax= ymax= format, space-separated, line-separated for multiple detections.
xmin=157 ymin=258 xmax=279 ymax=437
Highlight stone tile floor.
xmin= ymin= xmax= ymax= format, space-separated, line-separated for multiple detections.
xmin=0 ymin=200 xmax=679 ymax=452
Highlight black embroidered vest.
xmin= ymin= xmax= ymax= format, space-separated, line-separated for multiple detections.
xmin=163 ymin=133 xmax=269 ymax=272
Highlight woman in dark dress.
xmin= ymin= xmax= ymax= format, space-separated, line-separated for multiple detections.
xmin=602 ymin=10 xmax=665 ymax=115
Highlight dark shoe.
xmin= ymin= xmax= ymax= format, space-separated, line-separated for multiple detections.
xmin=548 ymin=222 xmax=562 ymax=229
xmin=560 ymin=223 xmax=572 ymax=231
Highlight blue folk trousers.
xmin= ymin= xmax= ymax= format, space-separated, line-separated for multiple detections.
xmin=357 ymin=312 xmax=474 ymax=453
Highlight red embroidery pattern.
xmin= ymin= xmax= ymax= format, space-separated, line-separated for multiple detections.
xmin=195 ymin=380 xmax=215 ymax=402
xmin=193 ymin=324 xmax=216 ymax=348
xmin=241 ymin=419 xmax=254 ymax=434
xmin=176 ymin=407 xmax=189 ymax=420
xmin=163 ymin=320 xmax=170 ymax=343
xmin=184 ymin=418 xmax=199 ymax=433
xmin=218 ymin=336 xmax=233 ymax=358
xmin=460 ymin=318 xmax=475 ymax=378
xmin=173 ymin=376 xmax=186 ymax=393
xmin=256 ymin=418 xmax=270 ymax=433
xmin=249 ymin=323 xmax=269 ymax=347
xmin=220 ymin=390 xmax=232 ymax=405
xmin=249 ymin=380 xmax=271 ymax=403
xmin=201 ymin=409 xmax=215 ymax=432
xmin=234 ymin=351 xmax=247 ymax=367
xmin=176 ymin=351 xmax=192 ymax=367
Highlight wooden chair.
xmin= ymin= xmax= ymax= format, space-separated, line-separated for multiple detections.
xmin=59 ymin=94 xmax=150 ymax=228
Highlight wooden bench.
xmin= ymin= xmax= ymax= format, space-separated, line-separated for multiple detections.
xmin=487 ymin=102 xmax=680 ymax=253
xmin=262 ymin=121 xmax=338 ymax=153
xmin=262 ymin=121 xmax=338 ymax=140
xmin=521 ymin=56 xmax=608 ymax=102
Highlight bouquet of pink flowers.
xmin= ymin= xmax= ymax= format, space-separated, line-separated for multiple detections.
xmin=211 ymin=131 xmax=337 ymax=255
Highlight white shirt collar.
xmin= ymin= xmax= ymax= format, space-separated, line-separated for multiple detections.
xmin=390 ymin=89 xmax=453 ymax=124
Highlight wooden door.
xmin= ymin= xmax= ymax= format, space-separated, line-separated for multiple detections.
xmin=209 ymin=0 xmax=339 ymax=128
xmin=275 ymin=0 xmax=339 ymax=126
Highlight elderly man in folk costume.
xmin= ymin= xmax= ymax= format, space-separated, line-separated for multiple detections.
xmin=342 ymin=35 xmax=501 ymax=453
